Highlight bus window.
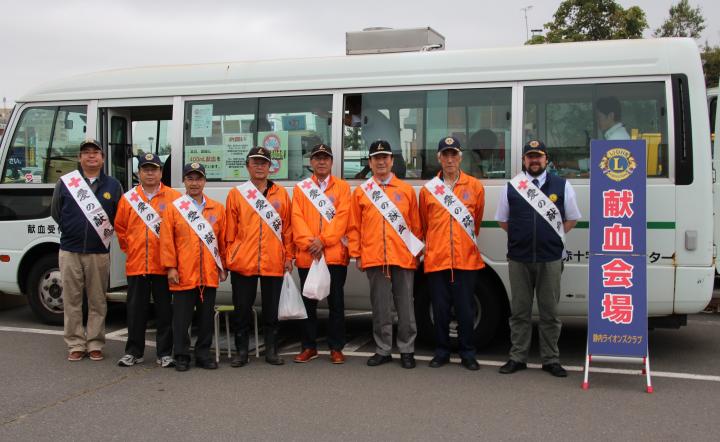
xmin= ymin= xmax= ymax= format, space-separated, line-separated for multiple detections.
xmin=523 ymin=82 xmax=668 ymax=178
xmin=2 ymin=105 xmax=87 ymax=184
xmin=342 ymin=88 xmax=512 ymax=180
xmin=183 ymin=95 xmax=332 ymax=182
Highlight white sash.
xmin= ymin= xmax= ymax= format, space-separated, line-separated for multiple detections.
xmin=297 ymin=177 xmax=336 ymax=223
xmin=61 ymin=170 xmax=114 ymax=250
xmin=509 ymin=173 xmax=565 ymax=243
xmin=172 ymin=195 xmax=224 ymax=271
xmin=237 ymin=182 xmax=283 ymax=243
xmin=124 ymin=187 xmax=162 ymax=238
xmin=360 ymin=177 xmax=424 ymax=257
xmin=424 ymin=176 xmax=480 ymax=252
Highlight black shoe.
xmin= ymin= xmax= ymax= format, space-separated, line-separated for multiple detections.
xmin=367 ymin=353 xmax=392 ymax=366
xmin=461 ymin=357 xmax=480 ymax=371
xmin=498 ymin=360 xmax=527 ymax=374
xmin=195 ymin=358 xmax=218 ymax=369
xmin=175 ymin=355 xmax=190 ymax=372
xmin=400 ymin=353 xmax=416 ymax=369
xmin=231 ymin=353 xmax=248 ymax=367
xmin=429 ymin=356 xmax=450 ymax=368
xmin=542 ymin=363 xmax=567 ymax=378
xmin=264 ymin=328 xmax=285 ymax=365
xmin=231 ymin=333 xmax=249 ymax=367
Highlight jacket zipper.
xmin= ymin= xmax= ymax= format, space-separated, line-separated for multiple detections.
xmin=145 ymin=227 xmax=149 ymax=274
xmin=257 ymin=219 xmax=263 ymax=274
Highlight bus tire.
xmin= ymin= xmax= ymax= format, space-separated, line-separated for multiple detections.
xmin=26 ymin=254 xmax=64 ymax=325
xmin=413 ymin=267 xmax=506 ymax=350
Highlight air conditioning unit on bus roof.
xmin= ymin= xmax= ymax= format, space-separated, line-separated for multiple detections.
xmin=346 ymin=27 xmax=445 ymax=55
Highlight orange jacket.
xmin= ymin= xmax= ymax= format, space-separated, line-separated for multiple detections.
xmin=225 ymin=181 xmax=294 ymax=277
xmin=419 ymin=172 xmax=485 ymax=273
xmin=115 ymin=184 xmax=182 ymax=276
xmin=292 ymin=175 xmax=351 ymax=268
xmin=160 ymin=194 xmax=226 ymax=291
xmin=348 ymin=175 xmax=422 ymax=271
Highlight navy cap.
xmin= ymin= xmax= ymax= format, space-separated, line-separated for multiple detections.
xmin=182 ymin=162 xmax=206 ymax=177
xmin=368 ymin=140 xmax=393 ymax=157
xmin=523 ymin=140 xmax=547 ymax=156
xmin=79 ymin=138 xmax=102 ymax=151
xmin=310 ymin=143 xmax=333 ymax=158
xmin=438 ymin=136 xmax=462 ymax=153
xmin=246 ymin=146 xmax=272 ymax=163
xmin=138 ymin=153 xmax=162 ymax=168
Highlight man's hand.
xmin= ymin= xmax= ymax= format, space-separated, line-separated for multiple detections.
xmin=284 ymin=259 xmax=294 ymax=273
xmin=355 ymin=258 xmax=364 ymax=272
xmin=167 ymin=268 xmax=179 ymax=285
xmin=219 ymin=269 xmax=228 ymax=282
xmin=308 ymin=238 xmax=324 ymax=256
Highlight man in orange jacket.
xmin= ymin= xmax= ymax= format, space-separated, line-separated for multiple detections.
xmin=419 ymin=137 xmax=485 ymax=371
xmin=291 ymin=144 xmax=351 ymax=364
xmin=115 ymin=153 xmax=181 ymax=368
xmin=160 ymin=162 xmax=227 ymax=371
xmin=225 ymin=147 xmax=293 ymax=367
xmin=348 ymin=140 xmax=423 ymax=369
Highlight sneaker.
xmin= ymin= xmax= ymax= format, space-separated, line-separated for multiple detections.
xmin=68 ymin=351 xmax=85 ymax=362
xmin=117 ymin=354 xmax=143 ymax=367
xmin=156 ymin=356 xmax=176 ymax=368
xmin=88 ymin=350 xmax=104 ymax=361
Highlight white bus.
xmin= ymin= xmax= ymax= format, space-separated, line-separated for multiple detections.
xmin=0 ymin=38 xmax=714 ymax=347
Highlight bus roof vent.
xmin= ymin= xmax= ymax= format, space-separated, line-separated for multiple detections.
xmin=346 ymin=27 xmax=445 ymax=55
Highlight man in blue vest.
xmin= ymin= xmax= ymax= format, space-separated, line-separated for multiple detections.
xmin=494 ymin=140 xmax=581 ymax=377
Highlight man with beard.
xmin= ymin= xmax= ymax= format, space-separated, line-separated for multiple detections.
xmin=495 ymin=140 xmax=581 ymax=377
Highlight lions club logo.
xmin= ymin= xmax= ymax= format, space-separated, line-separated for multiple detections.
xmin=599 ymin=148 xmax=637 ymax=182
xmin=444 ymin=137 xmax=454 ymax=146
xmin=529 ymin=140 xmax=540 ymax=148
xmin=191 ymin=162 xmax=200 ymax=169
xmin=549 ymin=194 xmax=558 ymax=202
xmin=103 ymin=192 xmax=112 ymax=200
xmin=145 ymin=153 xmax=154 ymax=161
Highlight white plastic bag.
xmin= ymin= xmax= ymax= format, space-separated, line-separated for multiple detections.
xmin=278 ymin=272 xmax=307 ymax=320
xmin=302 ymin=255 xmax=331 ymax=301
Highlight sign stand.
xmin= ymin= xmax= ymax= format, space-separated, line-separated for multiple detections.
xmin=582 ymin=344 xmax=653 ymax=393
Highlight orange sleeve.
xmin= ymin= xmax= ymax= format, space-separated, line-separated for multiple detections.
xmin=160 ymin=205 xmax=178 ymax=269
xmin=291 ymin=187 xmax=314 ymax=252
xmin=320 ymin=182 xmax=350 ymax=247
xmin=217 ymin=204 xmax=227 ymax=268
xmin=114 ymin=197 xmax=130 ymax=253
xmin=224 ymin=188 xmax=238 ymax=245
xmin=282 ymin=190 xmax=294 ymax=260
xmin=407 ymin=186 xmax=423 ymax=241
xmin=474 ymin=181 xmax=485 ymax=236
xmin=347 ymin=189 xmax=362 ymax=258
xmin=418 ymin=188 xmax=429 ymax=240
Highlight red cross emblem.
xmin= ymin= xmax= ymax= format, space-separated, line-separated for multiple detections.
xmin=130 ymin=192 xmax=139 ymax=202
xmin=68 ymin=177 xmax=81 ymax=188
xmin=434 ymin=185 xmax=445 ymax=195
xmin=518 ymin=180 xmax=528 ymax=190
xmin=179 ymin=201 xmax=191 ymax=210
xmin=246 ymin=189 xmax=257 ymax=200
xmin=302 ymin=180 xmax=312 ymax=189
xmin=365 ymin=182 xmax=374 ymax=191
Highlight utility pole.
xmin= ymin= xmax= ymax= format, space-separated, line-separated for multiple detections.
xmin=521 ymin=5 xmax=533 ymax=42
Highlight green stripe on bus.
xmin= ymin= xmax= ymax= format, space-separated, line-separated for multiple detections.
xmin=480 ymin=221 xmax=675 ymax=229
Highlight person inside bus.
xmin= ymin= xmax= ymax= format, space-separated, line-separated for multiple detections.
xmin=468 ymin=129 xmax=499 ymax=178
xmin=595 ymin=96 xmax=630 ymax=140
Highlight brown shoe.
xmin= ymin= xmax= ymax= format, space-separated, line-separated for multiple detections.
xmin=293 ymin=348 xmax=318 ymax=363
xmin=68 ymin=351 xmax=85 ymax=362
xmin=88 ymin=350 xmax=104 ymax=361
xmin=330 ymin=350 xmax=345 ymax=364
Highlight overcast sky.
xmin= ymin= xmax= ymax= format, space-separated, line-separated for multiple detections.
xmin=1 ymin=0 xmax=718 ymax=105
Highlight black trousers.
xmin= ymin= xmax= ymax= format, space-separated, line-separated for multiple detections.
xmin=231 ymin=273 xmax=282 ymax=336
xmin=125 ymin=274 xmax=173 ymax=358
xmin=427 ymin=269 xmax=477 ymax=359
xmin=297 ymin=265 xmax=347 ymax=350
xmin=172 ymin=287 xmax=216 ymax=360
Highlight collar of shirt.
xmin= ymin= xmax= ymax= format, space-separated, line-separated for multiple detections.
xmin=315 ymin=175 xmax=330 ymax=192
xmin=375 ymin=173 xmax=394 ymax=186
xmin=190 ymin=195 xmax=206 ymax=211
xmin=141 ymin=185 xmax=158 ymax=201
xmin=604 ymin=122 xmax=628 ymax=140
xmin=524 ymin=170 xmax=548 ymax=188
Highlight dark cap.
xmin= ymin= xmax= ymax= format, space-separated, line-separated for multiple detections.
xmin=182 ymin=162 xmax=206 ymax=177
xmin=246 ymin=146 xmax=272 ymax=163
xmin=310 ymin=143 xmax=333 ymax=158
xmin=80 ymin=138 xmax=102 ymax=151
xmin=138 ymin=153 xmax=162 ymax=168
xmin=369 ymin=140 xmax=392 ymax=157
xmin=438 ymin=136 xmax=462 ymax=153
xmin=523 ymin=140 xmax=547 ymax=156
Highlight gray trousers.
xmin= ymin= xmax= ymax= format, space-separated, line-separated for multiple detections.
xmin=59 ymin=250 xmax=110 ymax=353
xmin=366 ymin=266 xmax=416 ymax=355
xmin=508 ymin=259 xmax=563 ymax=365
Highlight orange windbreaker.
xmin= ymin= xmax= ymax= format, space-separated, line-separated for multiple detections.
xmin=348 ymin=175 xmax=422 ymax=271
xmin=225 ymin=181 xmax=294 ymax=277
xmin=115 ymin=184 xmax=182 ymax=276
xmin=419 ymin=171 xmax=485 ymax=273
xmin=292 ymin=175 xmax=351 ymax=268
xmin=159 ymin=194 xmax=226 ymax=291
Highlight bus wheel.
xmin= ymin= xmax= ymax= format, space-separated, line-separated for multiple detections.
xmin=26 ymin=254 xmax=64 ymax=325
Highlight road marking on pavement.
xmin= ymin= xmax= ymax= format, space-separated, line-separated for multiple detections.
xmin=343 ymin=335 xmax=372 ymax=352
xmin=0 ymin=325 xmax=155 ymax=347
xmin=344 ymin=311 xmax=373 ymax=318
xmin=105 ymin=327 xmax=129 ymax=338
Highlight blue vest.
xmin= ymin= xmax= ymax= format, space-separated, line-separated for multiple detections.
xmin=506 ymin=173 xmax=566 ymax=263
xmin=58 ymin=170 xmax=122 ymax=254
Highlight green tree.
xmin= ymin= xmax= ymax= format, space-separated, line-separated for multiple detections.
xmin=653 ymin=0 xmax=705 ymax=39
xmin=702 ymin=44 xmax=720 ymax=88
xmin=527 ymin=0 xmax=647 ymax=44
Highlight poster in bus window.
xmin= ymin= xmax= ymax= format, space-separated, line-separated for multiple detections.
xmin=224 ymin=134 xmax=253 ymax=181
xmin=190 ymin=104 xmax=213 ymax=138
xmin=185 ymin=145 xmax=223 ymax=180
xmin=258 ymin=131 xmax=289 ymax=180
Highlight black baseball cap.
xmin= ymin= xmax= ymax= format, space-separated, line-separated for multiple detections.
xmin=138 ymin=153 xmax=162 ymax=168
xmin=369 ymin=140 xmax=393 ymax=157
xmin=523 ymin=140 xmax=547 ymax=156
xmin=438 ymin=136 xmax=462 ymax=153
xmin=246 ymin=146 xmax=272 ymax=163
xmin=310 ymin=143 xmax=333 ymax=158
xmin=79 ymin=138 xmax=102 ymax=151
xmin=182 ymin=162 xmax=206 ymax=177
